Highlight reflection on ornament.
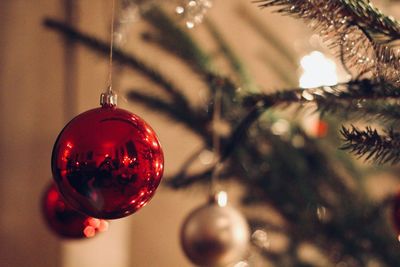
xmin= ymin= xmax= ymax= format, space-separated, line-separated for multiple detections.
xmin=52 ymin=100 xmax=164 ymax=219
xmin=180 ymin=195 xmax=249 ymax=266
xmin=42 ymin=183 xmax=109 ymax=239
xmin=299 ymin=51 xmax=338 ymax=88
xmin=175 ymin=0 xmax=213 ymax=29
xmin=251 ymin=229 xmax=271 ymax=250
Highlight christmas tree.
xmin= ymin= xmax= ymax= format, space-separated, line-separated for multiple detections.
xmin=43 ymin=0 xmax=400 ymax=266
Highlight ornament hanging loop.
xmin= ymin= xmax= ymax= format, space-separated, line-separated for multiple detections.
xmin=209 ymin=161 xmax=223 ymax=199
xmin=209 ymin=84 xmax=223 ymax=199
xmin=100 ymin=86 xmax=118 ymax=107
xmin=209 ymin=189 xmax=228 ymax=207
xmin=101 ymin=0 xmax=117 ymax=107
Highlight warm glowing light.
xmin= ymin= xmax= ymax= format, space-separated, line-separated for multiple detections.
xmin=234 ymin=261 xmax=249 ymax=267
xmin=97 ymin=220 xmax=109 ymax=232
xmin=86 ymin=218 xmax=101 ymax=228
xmin=299 ymin=51 xmax=338 ymax=88
xmin=217 ymin=191 xmax=228 ymax=207
xmin=186 ymin=21 xmax=195 ymax=29
xmin=83 ymin=218 xmax=109 ymax=234
xmin=176 ymin=6 xmax=185 ymax=15
xmin=271 ymin=119 xmax=290 ymax=136
xmin=83 ymin=226 xmax=96 ymax=238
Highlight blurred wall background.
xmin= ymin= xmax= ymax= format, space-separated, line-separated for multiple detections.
xmin=0 ymin=1 xmax=207 ymax=266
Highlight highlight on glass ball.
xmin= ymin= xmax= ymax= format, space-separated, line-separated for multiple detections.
xmin=42 ymin=182 xmax=109 ymax=239
xmin=51 ymin=101 xmax=164 ymax=219
xmin=180 ymin=192 xmax=250 ymax=266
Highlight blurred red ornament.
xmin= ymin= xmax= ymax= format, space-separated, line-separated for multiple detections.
xmin=315 ymin=120 xmax=328 ymax=138
xmin=51 ymin=104 xmax=164 ymax=219
xmin=42 ymin=183 xmax=109 ymax=239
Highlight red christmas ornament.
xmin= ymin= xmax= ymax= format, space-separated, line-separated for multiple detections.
xmin=51 ymin=93 xmax=164 ymax=219
xmin=42 ymin=183 xmax=109 ymax=239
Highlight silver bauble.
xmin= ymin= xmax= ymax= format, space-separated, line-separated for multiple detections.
xmin=180 ymin=200 xmax=250 ymax=266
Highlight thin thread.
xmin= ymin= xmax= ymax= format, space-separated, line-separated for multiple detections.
xmin=107 ymin=0 xmax=116 ymax=93
xmin=210 ymin=88 xmax=222 ymax=197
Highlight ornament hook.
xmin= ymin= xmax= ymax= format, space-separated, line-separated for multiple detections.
xmin=100 ymin=86 xmax=118 ymax=107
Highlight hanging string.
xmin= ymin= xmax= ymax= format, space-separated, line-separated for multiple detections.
xmin=107 ymin=0 xmax=116 ymax=93
xmin=210 ymin=87 xmax=223 ymax=199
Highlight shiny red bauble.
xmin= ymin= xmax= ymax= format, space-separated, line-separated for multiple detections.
xmin=42 ymin=183 xmax=109 ymax=239
xmin=51 ymin=105 xmax=164 ymax=219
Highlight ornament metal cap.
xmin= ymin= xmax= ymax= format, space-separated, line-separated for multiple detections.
xmin=209 ymin=191 xmax=228 ymax=207
xmin=100 ymin=87 xmax=118 ymax=107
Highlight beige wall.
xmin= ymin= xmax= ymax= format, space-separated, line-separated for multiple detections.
xmin=0 ymin=1 xmax=64 ymax=266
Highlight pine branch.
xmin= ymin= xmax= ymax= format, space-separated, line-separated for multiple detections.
xmin=166 ymin=104 xmax=267 ymax=187
xmin=140 ymin=7 xmax=234 ymax=97
xmin=126 ymin=90 xmax=210 ymax=139
xmin=204 ymin=19 xmax=258 ymax=92
xmin=257 ymin=0 xmax=400 ymax=42
xmin=160 ymin=78 xmax=400 ymax=171
xmin=319 ymin=100 xmax=400 ymax=127
xmin=340 ymin=0 xmax=400 ymax=41
xmin=244 ymin=79 xmax=400 ymax=110
xmin=220 ymin=105 xmax=267 ymax=161
xmin=43 ymin=18 xmax=190 ymax=110
xmin=141 ymin=7 xmax=214 ymax=76
xmin=341 ymin=126 xmax=400 ymax=164
xmin=256 ymin=0 xmax=400 ymax=85
xmin=360 ymin=102 xmax=400 ymax=126
xmin=242 ymin=79 xmax=400 ymax=164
